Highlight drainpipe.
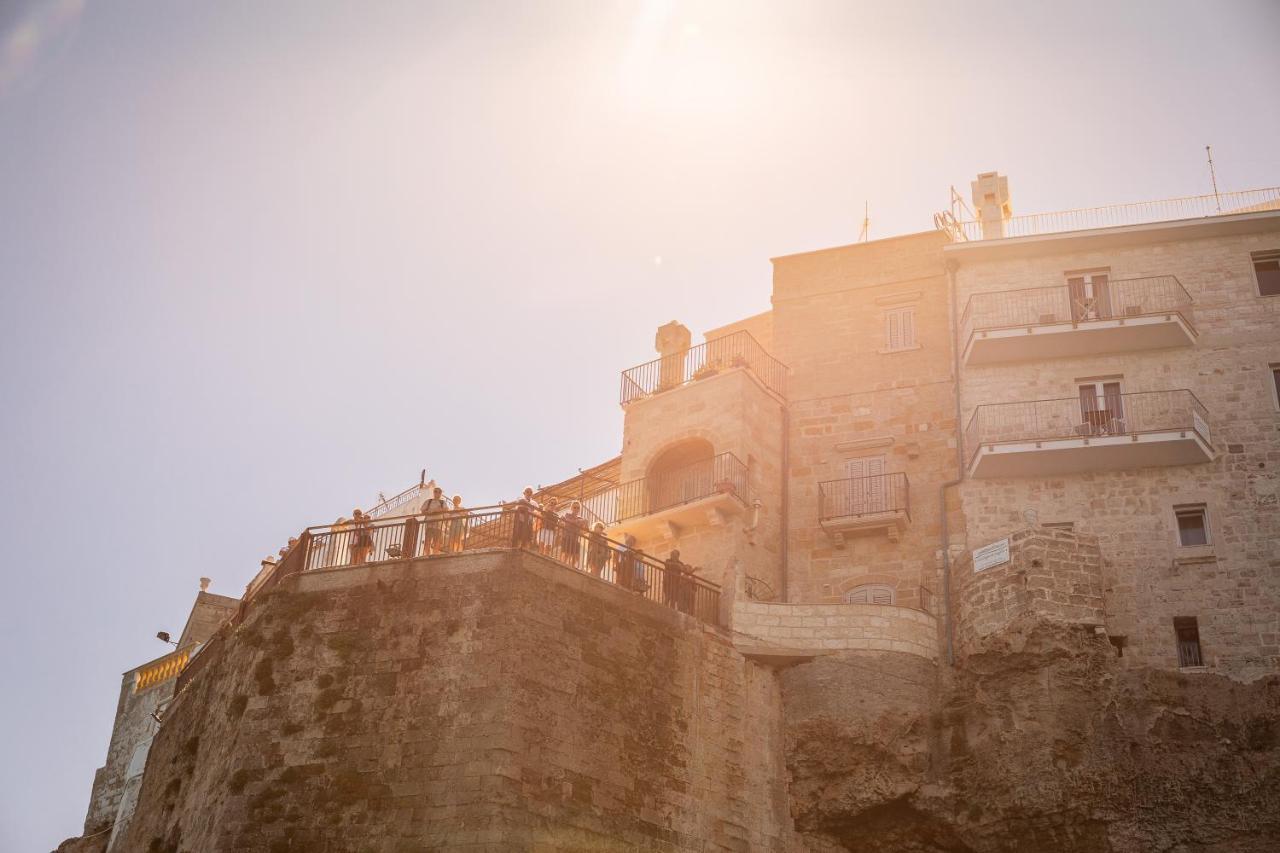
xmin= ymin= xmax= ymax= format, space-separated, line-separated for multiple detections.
xmin=779 ymin=404 xmax=790 ymax=602
xmin=941 ymin=258 xmax=965 ymax=666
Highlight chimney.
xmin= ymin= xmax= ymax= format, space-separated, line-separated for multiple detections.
xmin=654 ymin=321 xmax=692 ymax=390
xmin=971 ymin=172 xmax=1012 ymax=239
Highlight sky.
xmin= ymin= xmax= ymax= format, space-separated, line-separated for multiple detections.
xmin=1 ymin=0 xmax=1277 ymax=849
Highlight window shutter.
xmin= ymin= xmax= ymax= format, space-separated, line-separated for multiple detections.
xmin=845 ymin=584 xmax=895 ymax=605
xmin=902 ymin=309 xmax=916 ymax=347
xmin=887 ymin=312 xmax=902 ymax=350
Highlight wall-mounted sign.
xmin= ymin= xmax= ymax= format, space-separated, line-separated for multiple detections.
xmin=973 ymin=538 xmax=1010 ymax=573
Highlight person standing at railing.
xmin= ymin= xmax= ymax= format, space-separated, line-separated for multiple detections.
xmin=538 ymin=497 xmax=561 ymax=555
xmin=584 ymin=520 xmax=611 ymax=577
xmin=421 ymin=487 xmax=450 ymax=555
xmin=663 ymin=550 xmax=694 ymax=614
xmin=511 ymin=487 xmax=536 ymax=549
xmin=350 ymin=509 xmax=373 ymax=565
xmin=560 ymin=501 xmax=587 ymax=568
xmin=616 ymin=533 xmax=647 ymax=592
xmin=447 ymin=494 xmax=468 ymax=553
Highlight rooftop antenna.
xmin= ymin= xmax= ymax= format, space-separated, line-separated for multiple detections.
xmin=858 ymin=201 xmax=870 ymax=242
xmin=1206 ymin=145 xmax=1221 ymax=212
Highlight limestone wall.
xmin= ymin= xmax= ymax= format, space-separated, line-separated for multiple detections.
xmin=121 ymin=551 xmax=795 ymax=852
xmin=953 ymin=528 xmax=1105 ymax=657
xmin=771 ymin=231 xmax=962 ymax=606
xmin=952 ymin=221 xmax=1280 ymax=678
xmin=733 ymin=600 xmax=938 ymax=661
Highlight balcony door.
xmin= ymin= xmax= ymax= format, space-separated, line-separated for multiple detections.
xmin=1067 ymin=271 xmax=1112 ymax=321
xmin=844 ymin=456 xmax=886 ymax=515
xmin=1078 ymin=380 xmax=1125 ymax=435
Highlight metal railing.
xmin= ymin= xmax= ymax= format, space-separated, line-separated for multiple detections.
xmin=960 ymin=275 xmax=1194 ymax=342
xmin=818 ymin=473 xmax=910 ymax=522
xmin=620 ymin=330 xmax=788 ymax=405
xmin=944 ymin=187 xmax=1280 ymax=242
xmin=965 ymin=389 xmax=1212 ymax=466
xmin=583 ymin=452 xmax=750 ymax=526
xmin=298 ymin=504 xmax=722 ymax=625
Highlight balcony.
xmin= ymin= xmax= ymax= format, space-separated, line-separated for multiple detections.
xmin=966 ymin=390 xmax=1214 ymax=478
xmin=961 ymin=276 xmax=1197 ymax=365
xmin=584 ymin=452 xmax=752 ymax=540
xmin=819 ymin=473 xmax=910 ymax=545
xmin=620 ymin=330 xmax=787 ymax=405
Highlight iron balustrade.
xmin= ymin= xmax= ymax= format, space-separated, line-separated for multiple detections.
xmin=297 ymin=504 xmax=722 ymax=625
xmin=960 ymin=275 xmax=1194 ymax=343
xmin=818 ymin=473 xmax=910 ymax=522
xmin=583 ymin=452 xmax=751 ymax=527
xmin=964 ymin=389 xmax=1212 ymax=467
xmin=943 ymin=187 xmax=1280 ymax=242
xmin=620 ymin=330 xmax=788 ymax=405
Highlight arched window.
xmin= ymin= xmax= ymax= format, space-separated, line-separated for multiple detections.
xmin=844 ymin=584 xmax=895 ymax=605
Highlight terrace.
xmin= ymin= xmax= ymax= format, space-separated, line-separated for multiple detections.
xmin=619 ymin=329 xmax=788 ymax=405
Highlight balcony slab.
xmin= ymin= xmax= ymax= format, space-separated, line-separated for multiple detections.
xmin=820 ymin=509 xmax=909 ymax=545
xmin=969 ymin=429 xmax=1214 ymax=478
xmin=609 ymin=491 xmax=747 ymax=541
xmin=964 ymin=313 xmax=1196 ymax=366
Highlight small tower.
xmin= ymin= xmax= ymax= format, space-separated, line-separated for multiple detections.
xmin=970 ymin=172 xmax=1012 ymax=239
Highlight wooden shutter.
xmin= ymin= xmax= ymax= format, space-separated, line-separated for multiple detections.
xmin=845 ymin=584 xmax=895 ymax=605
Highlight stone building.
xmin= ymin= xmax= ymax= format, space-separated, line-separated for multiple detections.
xmin=60 ymin=176 xmax=1280 ymax=852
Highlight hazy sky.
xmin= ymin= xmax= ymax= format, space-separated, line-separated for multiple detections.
xmin=1 ymin=1 xmax=1277 ymax=848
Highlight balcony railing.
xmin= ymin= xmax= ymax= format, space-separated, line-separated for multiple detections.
xmin=819 ymin=473 xmax=910 ymax=522
xmin=584 ymin=452 xmax=750 ymax=527
xmin=134 ymin=645 xmax=198 ymax=693
xmin=620 ymin=330 xmax=788 ymax=405
xmin=965 ymin=389 xmax=1212 ymax=466
xmin=960 ymin=275 xmax=1194 ymax=343
xmin=297 ymin=504 xmax=722 ymax=625
xmin=943 ymin=187 xmax=1280 ymax=242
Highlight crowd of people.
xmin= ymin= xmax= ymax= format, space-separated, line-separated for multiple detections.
xmin=285 ymin=485 xmax=708 ymax=617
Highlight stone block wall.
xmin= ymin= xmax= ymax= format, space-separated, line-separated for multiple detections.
xmin=121 ymin=551 xmax=795 ymax=852
xmin=620 ymin=367 xmax=785 ymax=594
xmin=733 ymin=601 xmax=939 ymax=661
xmin=952 ymin=222 xmax=1280 ymax=678
xmin=953 ymin=527 xmax=1105 ymax=656
xmin=771 ymin=230 xmax=962 ymax=606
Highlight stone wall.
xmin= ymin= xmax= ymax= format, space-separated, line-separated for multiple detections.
xmin=771 ymin=230 xmax=963 ymax=606
xmin=951 ymin=220 xmax=1280 ymax=678
xmin=620 ymin=367 xmax=786 ymax=595
xmin=82 ymin=670 xmax=170 ymax=836
xmin=733 ymin=601 xmax=938 ymax=661
xmin=121 ymin=551 xmax=795 ymax=852
xmin=953 ymin=527 xmax=1105 ymax=656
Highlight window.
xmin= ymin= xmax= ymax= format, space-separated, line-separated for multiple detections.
xmin=1174 ymin=617 xmax=1203 ymax=667
xmin=837 ymin=456 xmax=887 ymax=515
xmin=885 ymin=307 xmax=917 ymax=351
xmin=1043 ymin=521 xmax=1075 ymax=532
xmin=1077 ymin=378 xmax=1125 ymax=435
xmin=1066 ymin=269 xmax=1112 ymax=320
xmin=1174 ymin=505 xmax=1210 ymax=547
xmin=1271 ymin=363 xmax=1280 ymax=412
xmin=1253 ymin=251 xmax=1280 ymax=297
xmin=845 ymin=583 xmax=895 ymax=605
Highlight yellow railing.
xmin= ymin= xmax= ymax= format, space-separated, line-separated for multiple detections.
xmin=134 ymin=645 xmax=197 ymax=693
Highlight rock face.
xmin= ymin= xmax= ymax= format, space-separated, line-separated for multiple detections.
xmin=783 ymin=618 xmax=1280 ymax=852
xmin=58 ymin=552 xmax=1277 ymax=852
xmin=115 ymin=552 xmax=794 ymax=852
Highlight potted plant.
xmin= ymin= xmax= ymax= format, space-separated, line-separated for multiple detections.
xmin=714 ymin=479 xmax=737 ymax=495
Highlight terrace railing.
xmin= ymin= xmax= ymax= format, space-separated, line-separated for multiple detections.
xmin=964 ymin=389 xmax=1211 ymax=466
xmin=298 ymin=504 xmax=722 ymax=625
xmin=944 ymin=187 xmax=1280 ymax=242
xmin=585 ymin=452 xmax=751 ymax=526
xmin=960 ymin=275 xmax=1194 ymax=343
xmin=819 ymin=473 xmax=910 ymax=522
xmin=620 ymin=330 xmax=788 ymax=405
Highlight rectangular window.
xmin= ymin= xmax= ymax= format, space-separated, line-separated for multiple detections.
xmin=1174 ymin=505 xmax=1210 ymax=547
xmin=1043 ymin=521 xmax=1075 ymax=531
xmin=1253 ymin=251 xmax=1280 ymax=297
xmin=1174 ymin=617 xmax=1203 ymax=667
xmin=843 ymin=456 xmax=886 ymax=514
xmin=885 ymin=307 xmax=917 ymax=351
xmin=1077 ymin=378 xmax=1125 ymax=435
xmin=1271 ymin=363 xmax=1280 ymax=412
xmin=1066 ymin=269 xmax=1113 ymax=320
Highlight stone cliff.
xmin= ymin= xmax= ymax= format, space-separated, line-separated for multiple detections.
xmin=784 ymin=617 xmax=1280 ymax=853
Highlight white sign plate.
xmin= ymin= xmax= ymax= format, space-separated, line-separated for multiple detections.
xmin=973 ymin=538 xmax=1010 ymax=573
